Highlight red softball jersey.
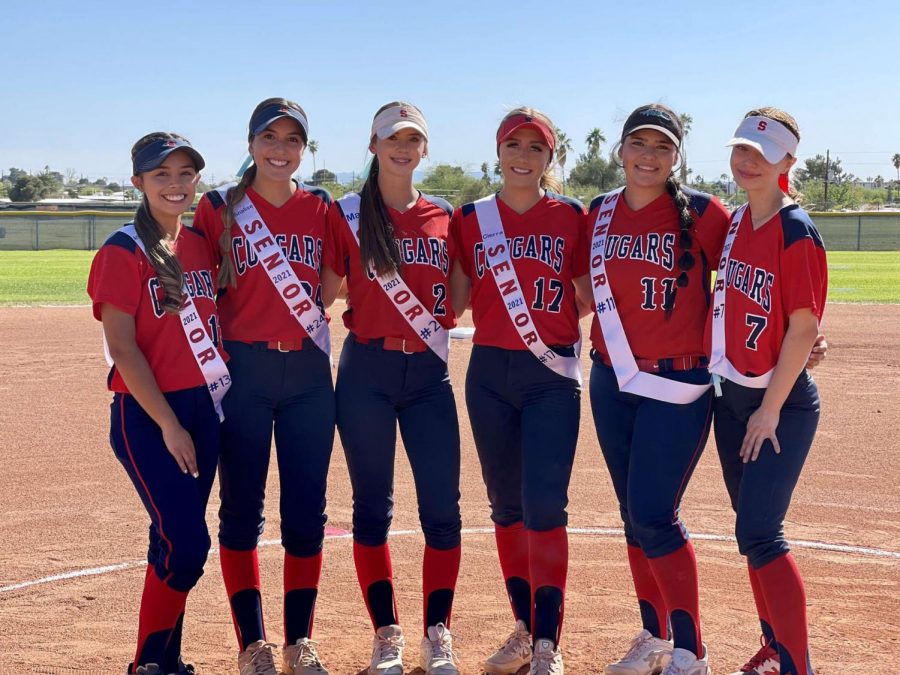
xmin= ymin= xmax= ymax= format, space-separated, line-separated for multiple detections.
xmin=586 ymin=188 xmax=730 ymax=361
xmin=452 ymin=191 xmax=587 ymax=349
xmin=87 ymin=224 xmax=225 ymax=394
xmin=705 ymin=204 xmax=827 ymax=376
xmin=192 ymin=183 xmax=331 ymax=342
xmin=324 ymin=192 xmax=457 ymax=343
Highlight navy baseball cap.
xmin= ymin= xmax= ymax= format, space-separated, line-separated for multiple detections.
xmin=132 ymin=137 xmax=205 ymax=174
xmin=621 ymin=107 xmax=683 ymax=147
xmin=250 ymin=103 xmax=309 ymax=141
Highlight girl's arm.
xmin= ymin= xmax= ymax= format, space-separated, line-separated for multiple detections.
xmin=101 ymin=304 xmax=198 ymax=476
xmin=572 ymin=274 xmax=594 ymax=318
xmin=449 ymin=260 xmax=471 ymax=318
xmin=740 ymin=307 xmax=819 ymax=463
xmin=320 ymin=266 xmax=345 ymax=309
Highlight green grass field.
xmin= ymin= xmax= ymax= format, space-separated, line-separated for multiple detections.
xmin=0 ymin=250 xmax=898 ymax=305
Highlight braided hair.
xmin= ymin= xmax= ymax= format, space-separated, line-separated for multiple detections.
xmin=129 ymin=132 xmax=192 ymax=314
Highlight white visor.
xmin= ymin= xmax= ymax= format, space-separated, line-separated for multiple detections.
xmin=726 ymin=115 xmax=798 ymax=164
xmin=371 ymin=104 xmax=428 ymax=140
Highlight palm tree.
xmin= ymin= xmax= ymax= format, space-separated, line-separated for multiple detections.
xmin=678 ymin=113 xmax=693 ymax=184
xmin=308 ymin=140 xmax=319 ymax=181
xmin=892 ymin=153 xmax=900 ymax=181
xmin=585 ymin=128 xmax=606 ymax=160
xmin=556 ymin=130 xmax=574 ymax=191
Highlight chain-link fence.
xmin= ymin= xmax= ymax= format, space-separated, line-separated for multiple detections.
xmin=0 ymin=209 xmax=898 ymax=251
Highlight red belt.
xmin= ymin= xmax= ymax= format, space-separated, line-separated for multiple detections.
xmin=353 ymin=335 xmax=427 ymax=354
xmin=596 ymin=352 xmax=707 ymax=373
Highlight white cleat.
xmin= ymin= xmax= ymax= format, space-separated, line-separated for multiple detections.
xmin=238 ymin=640 xmax=279 ymax=675
xmin=605 ymin=629 xmax=673 ymax=674
xmin=482 ymin=619 xmax=532 ymax=674
xmin=419 ymin=622 xmax=460 ymax=674
xmin=369 ymin=624 xmax=405 ymax=675
xmin=659 ymin=646 xmax=710 ymax=675
xmin=530 ymin=639 xmax=563 ymax=675
xmin=282 ymin=637 xmax=328 ymax=674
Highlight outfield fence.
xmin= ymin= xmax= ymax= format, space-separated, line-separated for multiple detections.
xmin=0 ymin=209 xmax=898 ymax=251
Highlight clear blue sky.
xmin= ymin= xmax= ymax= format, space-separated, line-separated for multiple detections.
xmin=3 ymin=0 xmax=899 ymax=185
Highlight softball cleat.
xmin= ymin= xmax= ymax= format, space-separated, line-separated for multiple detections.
xmin=605 ymin=629 xmax=673 ymax=674
xmin=482 ymin=619 xmax=532 ymax=674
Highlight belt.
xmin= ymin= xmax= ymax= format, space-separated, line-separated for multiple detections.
xmin=352 ymin=335 xmax=427 ymax=354
xmin=240 ymin=339 xmax=311 ymax=352
xmin=593 ymin=350 xmax=708 ymax=373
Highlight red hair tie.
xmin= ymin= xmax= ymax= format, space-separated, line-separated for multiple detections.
xmin=778 ymin=173 xmax=790 ymax=194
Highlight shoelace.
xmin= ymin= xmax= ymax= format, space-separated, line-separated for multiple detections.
xmin=742 ymin=638 xmax=778 ymax=671
xmin=291 ymin=640 xmax=324 ymax=668
xmin=498 ymin=627 xmax=531 ymax=655
xmin=530 ymin=647 xmax=561 ymax=675
xmin=428 ymin=630 xmax=460 ymax=663
xmin=622 ymin=633 xmax=653 ymax=660
xmin=374 ymin=633 xmax=404 ymax=661
xmin=247 ymin=642 xmax=279 ymax=675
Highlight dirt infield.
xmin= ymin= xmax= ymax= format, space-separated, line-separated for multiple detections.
xmin=1 ymin=304 xmax=898 ymax=674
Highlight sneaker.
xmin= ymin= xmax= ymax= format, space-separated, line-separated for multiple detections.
xmin=133 ymin=666 xmax=162 ymax=675
xmin=659 ymin=646 xmax=710 ymax=675
xmin=283 ymin=637 xmax=329 ymax=674
xmin=418 ymin=623 xmax=460 ymax=674
xmin=369 ymin=624 xmax=405 ymax=675
xmin=729 ymin=636 xmax=779 ymax=674
xmin=530 ymin=639 xmax=563 ymax=675
xmin=605 ymin=629 xmax=673 ymax=675
xmin=239 ymin=640 xmax=280 ymax=675
xmin=483 ymin=619 xmax=532 ymax=674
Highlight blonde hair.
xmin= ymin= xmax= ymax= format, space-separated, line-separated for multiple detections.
xmin=499 ymin=106 xmax=563 ymax=193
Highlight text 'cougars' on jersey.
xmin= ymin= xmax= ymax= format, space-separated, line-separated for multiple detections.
xmin=149 ymin=269 xmax=217 ymax=318
xmin=722 ymin=257 xmax=774 ymax=312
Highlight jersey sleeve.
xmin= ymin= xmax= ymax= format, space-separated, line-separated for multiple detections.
xmin=572 ymin=205 xmax=590 ymax=278
xmin=324 ymin=202 xmax=349 ymax=277
xmin=191 ymin=193 xmax=225 ymax=266
xmin=781 ymin=237 xmax=827 ymax=320
xmin=695 ymin=196 xmax=731 ymax=266
xmin=87 ymin=244 xmax=143 ymax=320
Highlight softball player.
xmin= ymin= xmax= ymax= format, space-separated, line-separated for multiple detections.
xmin=321 ymin=102 xmax=462 ymax=675
xmin=88 ymin=133 xmax=225 ymax=675
xmin=709 ymin=108 xmax=826 ymax=675
xmin=192 ymin=98 xmax=334 ymax=675
xmin=450 ymin=107 xmax=589 ymax=675
xmin=580 ymin=104 xmax=730 ymax=675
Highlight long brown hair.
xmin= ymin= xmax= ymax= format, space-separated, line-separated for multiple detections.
xmin=130 ymin=132 xmax=194 ymax=314
xmin=358 ymin=101 xmax=425 ymax=276
xmin=217 ymin=97 xmax=307 ymax=288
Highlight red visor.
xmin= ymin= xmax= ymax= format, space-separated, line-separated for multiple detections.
xmin=496 ymin=114 xmax=556 ymax=155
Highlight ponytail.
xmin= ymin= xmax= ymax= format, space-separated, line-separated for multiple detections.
xmin=217 ymin=164 xmax=257 ymax=288
xmin=540 ymin=165 xmax=563 ymax=194
xmin=134 ymin=196 xmax=185 ymax=314
xmin=358 ymin=156 xmax=402 ymax=276
xmin=663 ymin=174 xmax=696 ymax=315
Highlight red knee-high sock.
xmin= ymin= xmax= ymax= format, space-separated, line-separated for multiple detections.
xmin=284 ymin=551 xmax=322 ymax=644
xmin=422 ymin=544 xmax=461 ymax=634
xmin=627 ymin=545 xmax=669 ymax=639
xmin=747 ymin=563 xmax=775 ymax=643
xmin=647 ymin=542 xmax=702 ymax=656
xmin=219 ymin=546 xmax=265 ymax=650
xmin=133 ymin=565 xmax=188 ymax=670
xmin=528 ymin=527 xmax=568 ymax=646
xmin=755 ymin=553 xmax=812 ymax=675
xmin=494 ymin=522 xmax=531 ymax=628
xmin=353 ymin=541 xmax=398 ymax=629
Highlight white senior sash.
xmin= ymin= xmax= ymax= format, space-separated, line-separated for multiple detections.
xmin=105 ymin=224 xmax=231 ymax=421
xmin=472 ymin=194 xmax=582 ymax=384
xmin=708 ymin=204 xmax=773 ymax=395
xmin=229 ymin=191 xmax=331 ymax=356
xmin=589 ymin=188 xmax=710 ymax=404
xmin=336 ymin=193 xmax=449 ymax=362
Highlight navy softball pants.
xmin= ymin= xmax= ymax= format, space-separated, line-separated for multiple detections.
xmin=714 ymin=371 xmax=820 ymax=568
xmin=110 ymin=386 xmax=220 ymax=592
xmin=217 ymin=340 xmax=335 ymax=558
xmin=466 ymin=345 xmax=580 ymax=532
xmin=589 ymin=356 xmax=713 ymax=557
xmin=336 ymin=335 xmax=462 ymax=550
